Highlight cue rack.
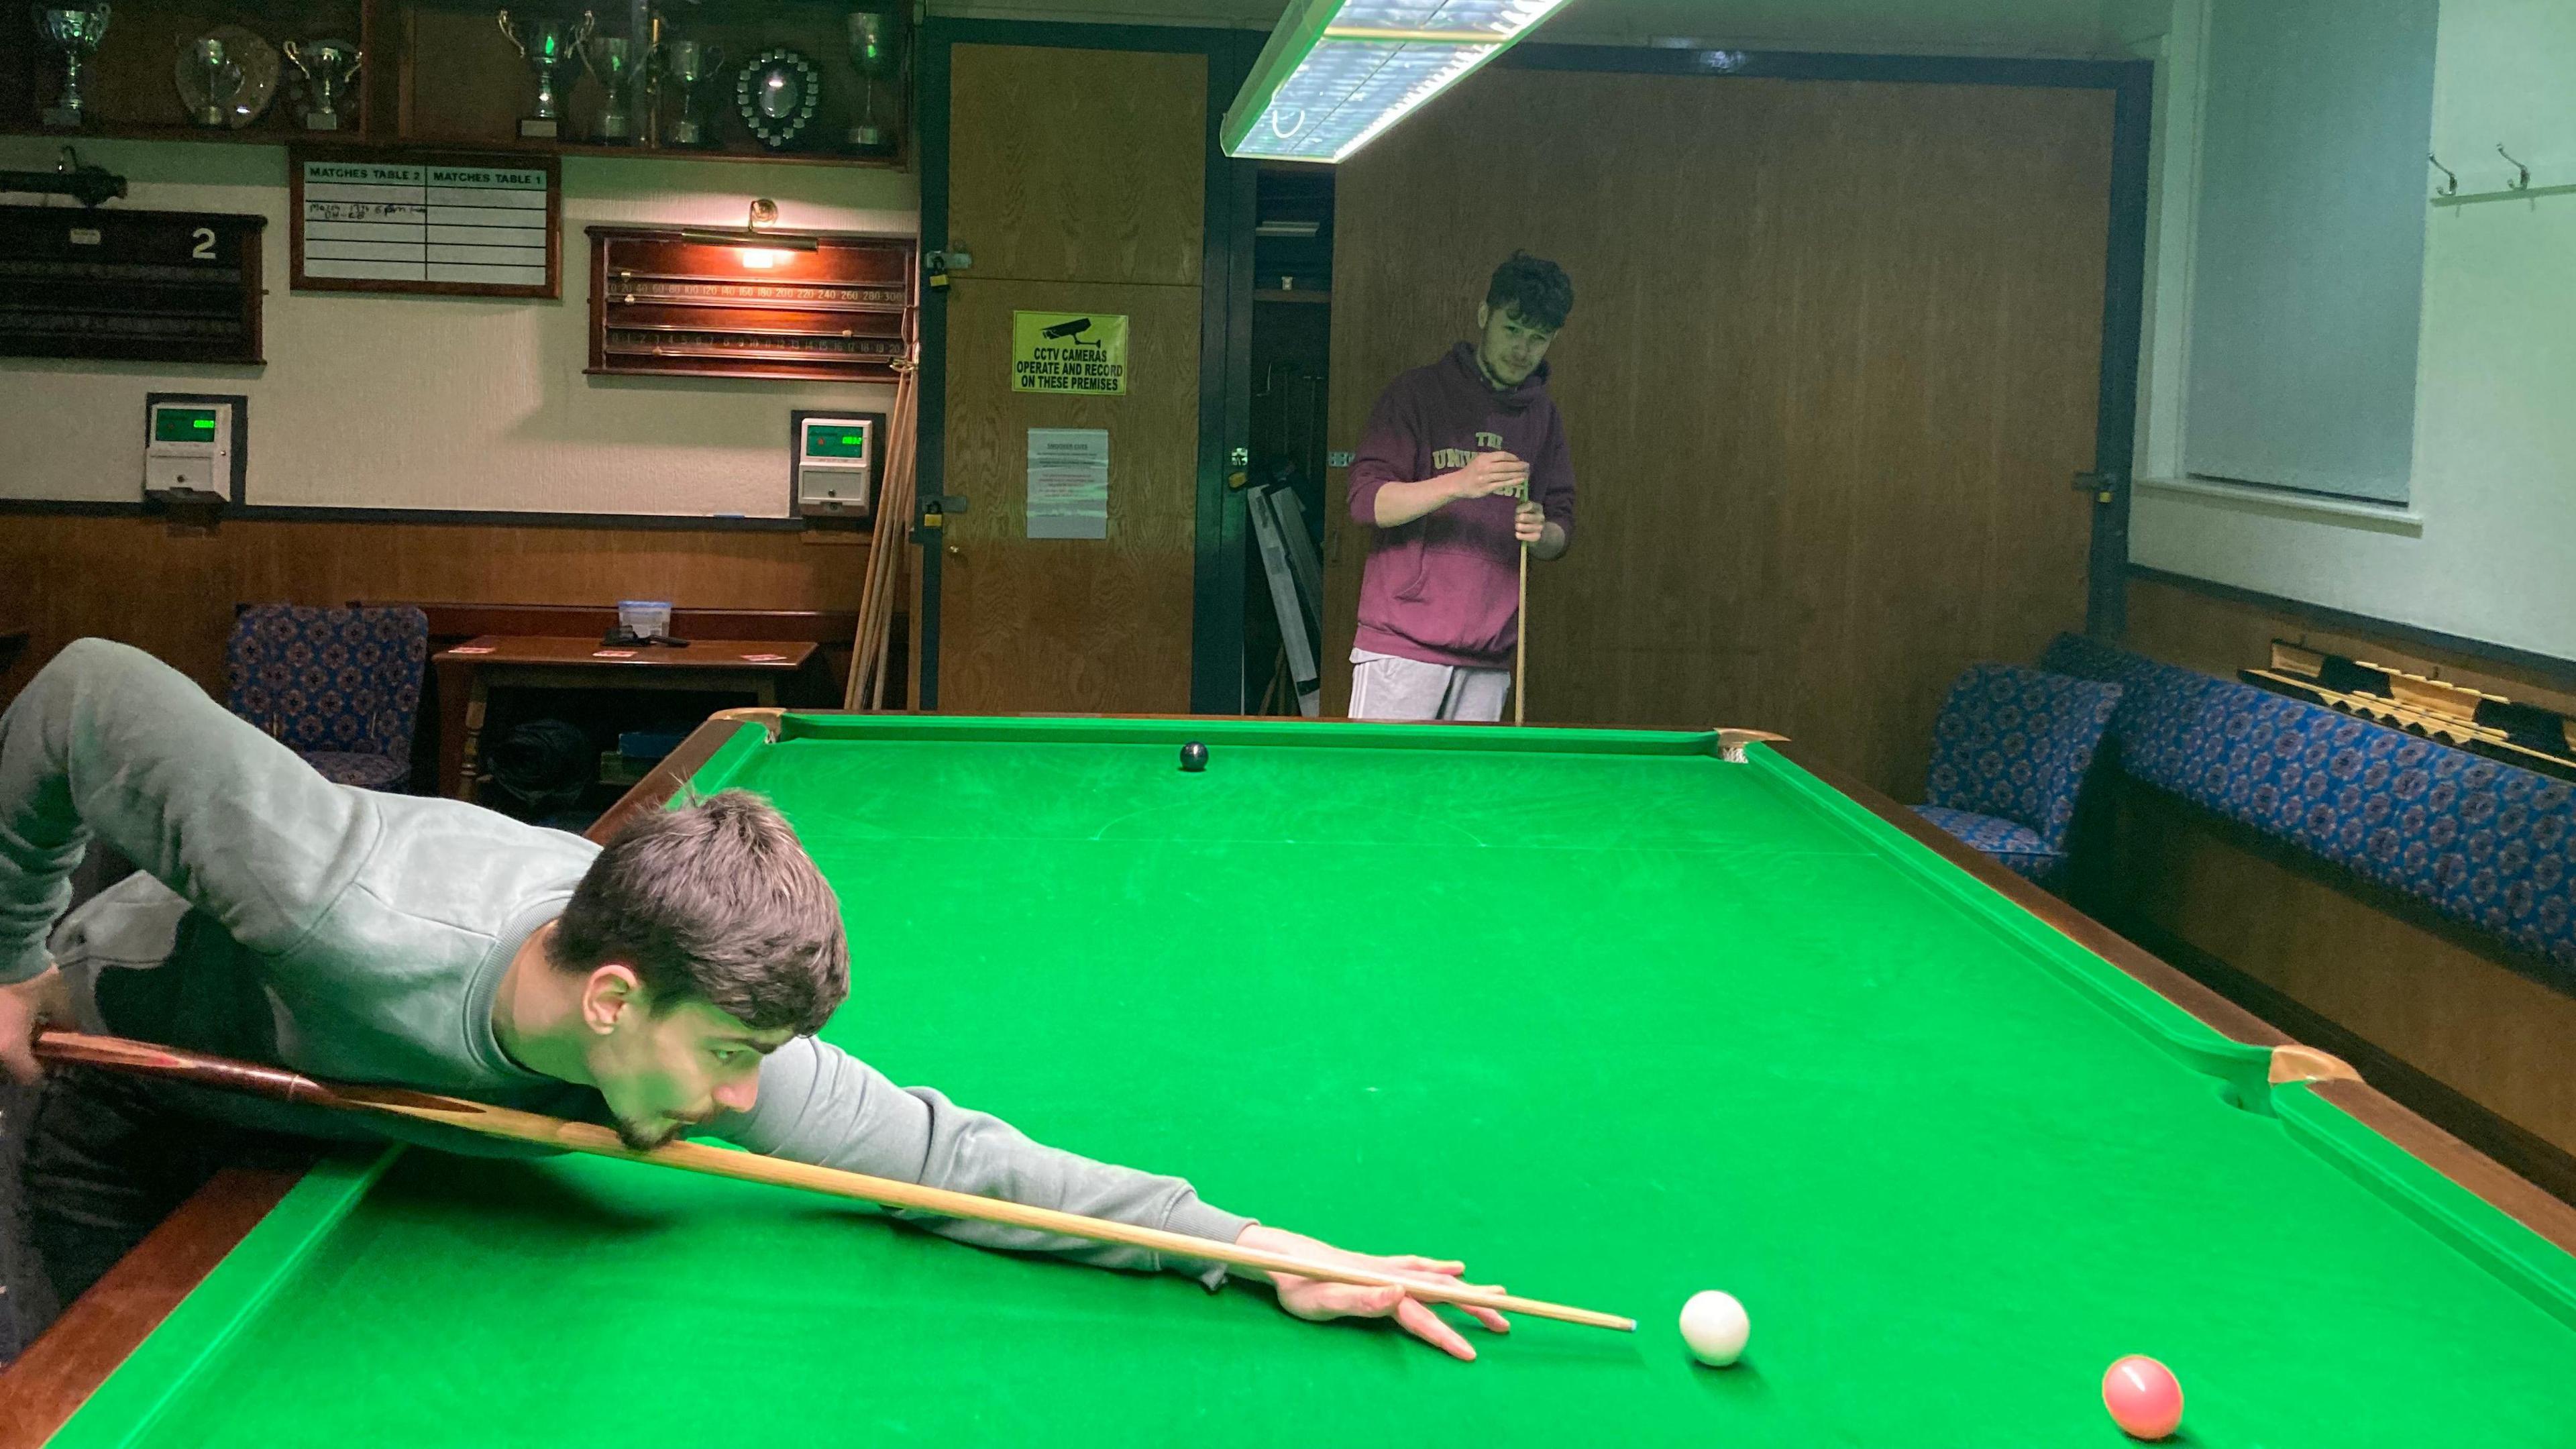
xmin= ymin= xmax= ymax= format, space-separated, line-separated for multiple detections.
xmin=586 ymin=227 xmax=916 ymax=383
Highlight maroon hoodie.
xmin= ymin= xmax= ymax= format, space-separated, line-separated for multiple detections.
xmin=1346 ymin=341 xmax=1576 ymax=668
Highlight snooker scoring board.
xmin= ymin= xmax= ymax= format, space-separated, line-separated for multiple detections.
xmin=0 ymin=205 xmax=265 ymax=365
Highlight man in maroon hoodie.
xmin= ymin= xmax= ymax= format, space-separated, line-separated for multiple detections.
xmin=1345 ymin=252 xmax=1576 ymax=720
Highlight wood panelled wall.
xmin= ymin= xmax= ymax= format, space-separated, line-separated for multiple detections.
xmin=2094 ymin=572 xmax=2576 ymax=1180
xmin=0 ymin=515 xmax=873 ymax=705
xmin=1323 ymin=70 xmax=2115 ymax=799
xmin=2125 ymin=572 xmax=2576 ymax=717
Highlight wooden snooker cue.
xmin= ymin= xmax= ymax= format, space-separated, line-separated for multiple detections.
xmin=32 ymin=1030 xmax=1634 ymax=1334
xmin=844 ymin=354 xmax=920 ymax=711
xmin=1514 ymin=480 xmax=1529 ymax=725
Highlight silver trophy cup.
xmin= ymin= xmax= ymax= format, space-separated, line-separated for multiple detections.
xmin=845 ymin=7 xmax=897 ymax=150
xmin=495 ymin=8 xmax=593 ymax=138
xmin=34 ymin=3 xmax=113 ymax=129
xmin=281 ymin=38 xmax=362 ymax=130
xmin=662 ymin=39 xmax=720 ymax=146
xmin=582 ymin=34 xmax=638 ymax=142
xmin=182 ymin=37 xmax=243 ymax=127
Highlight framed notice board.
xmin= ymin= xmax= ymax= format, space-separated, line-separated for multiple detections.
xmin=290 ymin=146 xmax=561 ymax=299
xmin=0 ymin=206 xmax=265 ymax=364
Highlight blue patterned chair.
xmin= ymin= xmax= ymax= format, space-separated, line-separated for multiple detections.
xmin=1914 ymin=663 xmax=2125 ymax=887
xmin=225 ymin=604 xmax=429 ymax=791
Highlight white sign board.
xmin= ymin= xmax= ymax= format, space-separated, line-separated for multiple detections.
xmin=1026 ymin=428 xmax=1110 ymax=540
xmin=293 ymin=150 xmax=557 ymax=297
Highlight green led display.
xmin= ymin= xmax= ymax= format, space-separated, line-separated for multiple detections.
xmin=805 ymin=425 xmax=870 ymax=460
xmin=154 ymin=408 xmax=221 ymax=443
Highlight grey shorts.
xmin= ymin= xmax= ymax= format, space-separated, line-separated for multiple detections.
xmin=1348 ymin=649 xmax=1511 ymax=722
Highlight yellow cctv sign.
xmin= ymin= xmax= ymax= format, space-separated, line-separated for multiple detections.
xmin=1012 ymin=311 xmax=1128 ymax=394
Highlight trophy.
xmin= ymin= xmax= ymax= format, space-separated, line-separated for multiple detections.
xmin=281 ymin=38 xmax=362 ymax=131
xmin=179 ymin=37 xmax=243 ymax=127
xmin=660 ymin=39 xmax=721 ymax=146
xmin=735 ymin=48 xmax=818 ymax=151
xmin=845 ymin=6 xmax=899 ymax=150
xmin=582 ymin=33 xmax=641 ymax=143
xmin=174 ymin=24 xmax=277 ymax=128
xmin=34 ymin=3 xmax=113 ymax=129
xmin=495 ymin=7 xmax=593 ymax=138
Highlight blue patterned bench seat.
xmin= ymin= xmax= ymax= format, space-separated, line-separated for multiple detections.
xmin=2040 ymin=633 xmax=2576 ymax=992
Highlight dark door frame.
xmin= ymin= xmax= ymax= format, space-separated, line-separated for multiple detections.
xmin=914 ymin=19 xmax=1260 ymax=713
xmin=915 ymin=34 xmax=2153 ymax=709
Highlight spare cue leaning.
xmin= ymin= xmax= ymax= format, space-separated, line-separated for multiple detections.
xmin=843 ymin=352 xmax=921 ymax=710
xmin=30 ymin=1030 xmax=1635 ymax=1333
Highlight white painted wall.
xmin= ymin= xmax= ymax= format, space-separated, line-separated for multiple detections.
xmin=0 ymin=137 xmax=916 ymax=519
xmin=2124 ymin=0 xmax=2576 ymax=660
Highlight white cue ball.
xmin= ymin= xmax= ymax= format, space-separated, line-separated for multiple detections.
xmin=1678 ymin=1290 xmax=1750 ymax=1366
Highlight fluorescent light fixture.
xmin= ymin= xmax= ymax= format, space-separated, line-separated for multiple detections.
xmin=1222 ymin=0 xmax=1576 ymax=164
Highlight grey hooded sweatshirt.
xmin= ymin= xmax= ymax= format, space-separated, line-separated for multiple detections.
xmin=0 ymin=639 xmax=1249 ymax=1283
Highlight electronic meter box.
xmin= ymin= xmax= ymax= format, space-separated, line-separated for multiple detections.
xmin=144 ymin=397 xmax=238 ymax=501
xmin=792 ymin=412 xmax=883 ymax=518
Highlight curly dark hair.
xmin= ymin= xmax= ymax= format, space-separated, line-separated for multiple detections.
xmin=549 ymin=790 xmax=849 ymax=1035
xmin=1485 ymin=252 xmax=1574 ymax=331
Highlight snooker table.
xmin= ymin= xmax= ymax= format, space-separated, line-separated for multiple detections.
xmin=7 ymin=710 xmax=2575 ymax=1448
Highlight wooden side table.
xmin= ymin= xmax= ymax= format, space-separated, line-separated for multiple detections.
xmin=431 ymin=636 xmax=819 ymax=802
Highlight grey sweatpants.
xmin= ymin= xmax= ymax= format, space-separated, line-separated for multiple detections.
xmin=1348 ymin=649 xmax=1511 ymax=722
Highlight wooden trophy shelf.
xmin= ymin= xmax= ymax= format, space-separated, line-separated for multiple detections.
xmin=4 ymin=0 xmax=912 ymax=170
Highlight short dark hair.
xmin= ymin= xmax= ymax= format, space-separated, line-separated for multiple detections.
xmin=1486 ymin=252 xmax=1573 ymax=331
xmin=550 ymin=790 xmax=849 ymax=1036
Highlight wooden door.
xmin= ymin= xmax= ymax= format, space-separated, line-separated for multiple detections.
xmin=936 ymin=44 xmax=1208 ymax=714
xmin=1323 ymin=71 xmax=2115 ymax=799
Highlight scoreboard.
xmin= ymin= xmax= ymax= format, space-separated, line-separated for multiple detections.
xmin=0 ymin=206 xmax=264 ymax=365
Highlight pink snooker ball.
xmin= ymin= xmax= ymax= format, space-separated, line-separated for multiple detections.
xmin=2102 ymin=1355 xmax=2184 ymax=1440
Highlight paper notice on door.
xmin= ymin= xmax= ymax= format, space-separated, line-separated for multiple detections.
xmin=1027 ymin=428 xmax=1110 ymax=539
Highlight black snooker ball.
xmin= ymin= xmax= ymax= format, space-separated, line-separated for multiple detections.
xmin=1179 ymin=741 xmax=1209 ymax=772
